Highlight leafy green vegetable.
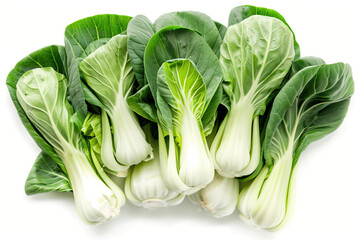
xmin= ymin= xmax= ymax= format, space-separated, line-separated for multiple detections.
xmin=156 ymin=59 xmax=214 ymax=194
xmin=210 ymin=15 xmax=295 ymax=178
xmin=128 ymin=11 xmax=222 ymax=88
xmin=238 ymin=62 xmax=354 ymax=231
xmin=7 ymin=45 xmax=68 ymax=175
xmin=16 ymin=67 xmax=125 ymax=223
xmin=80 ymin=34 xmax=153 ymax=172
xmin=127 ymin=12 xmax=223 ymax=125
xmin=64 ymin=14 xmax=132 ymax=124
xmin=25 ymin=151 xmax=72 ymax=195
xmin=7 ymin=6 xmax=354 ymax=228
xmin=228 ymin=5 xmax=300 ymax=59
xmin=144 ymin=27 xmax=223 ymax=129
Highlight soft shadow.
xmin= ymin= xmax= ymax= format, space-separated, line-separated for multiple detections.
xmin=89 ymin=198 xmax=279 ymax=239
xmin=27 ymin=191 xmax=74 ymax=202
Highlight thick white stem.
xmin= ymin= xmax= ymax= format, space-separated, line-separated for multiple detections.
xmin=214 ymin=99 xmax=255 ymax=177
xmin=189 ymin=173 xmax=239 ymax=218
xmin=238 ymin=146 xmax=295 ymax=230
xmin=125 ymin=157 xmax=184 ymax=209
xmin=112 ymin=99 xmax=153 ymax=166
xmin=158 ymin=128 xmax=189 ymax=193
xmin=179 ymin=106 xmax=214 ymax=195
xmin=101 ymin=110 xmax=129 ymax=175
xmin=60 ymin=144 xmax=119 ymax=224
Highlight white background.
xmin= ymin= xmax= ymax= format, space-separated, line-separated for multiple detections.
xmin=1 ymin=0 xmax=359 ymax=239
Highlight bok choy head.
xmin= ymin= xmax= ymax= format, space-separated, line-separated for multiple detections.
xmin=79 ymin=34 xmax=153 ymax=175
xmin=16 ymin=67 xmax=125 ymax=223
xmin=156 ymin=59 xmax=214 ymax=195
xmin=143 ymin=26 xmax=223 ymax=194
xmin=238 ymin=62 xmax=354 ymax=231
xmin=210 ymin=15 xmax=295 ymax=178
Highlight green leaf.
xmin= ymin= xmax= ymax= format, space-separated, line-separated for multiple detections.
xmin=154 ymin=11 xmax=222 ymax=57
xmin=228 ymin=5 xmax=300 ymax=59
xmin=6 ymin=45 xmax=68 ymax=173
xmin=157 ymin=59 xmax=206 ymax=140
xmin=264 ymin=63 xmax=354 ymax=166
xmin=288 ymin=56 xmax=325 ymax=78
xmin=221 ymin=15 xmax=295 ymax=116
xmin=80 ymin=38 xmax=110 ymax=59
xmin=144 ymin=27 xmax=222 ymax=127
xmin=127 ymin=84 xmax=158 ymax=122
xmin=80 ymin=34 xmax=134 ymax=114
xmin=261 ymin=56 xmax=326 ymax=126
xmin=16 ymin=68 xmax=81 ymax=157
xmin=202 ymin=84 xmax=223 ymax=134
xmin=65 ymin=14 xmax=132 ymax=123
xmin=127 ymin=15 xmax=155 ymax=87
xmin=214 ymin=20 xmax=227 ymax=40
xmin=81 ymin=82 xmax=104 ymax=109
xmin=25 ymin=151 xmax=72 ymax=195
xmin=82 ymin=113 xmax=102 ymax=155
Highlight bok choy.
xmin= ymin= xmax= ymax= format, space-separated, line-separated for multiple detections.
xmin=79 ymin=34 xmax=153 ymax=175
xmin=238 ymin=62 xmax=354 ymax=231
xmin=210 ymin=15 xmax=295 ymax=178
xmin=6 ymin=5 xmax=354 ymax=229
xmin=16 ymin=67 xmax=125 ymax=223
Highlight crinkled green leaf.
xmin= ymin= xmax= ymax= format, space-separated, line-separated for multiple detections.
xmin=16 ymin=68 xmax=82 ymax=156
xmin=221 ymin=15 xmax=295 ymax=116
xmin=264 ymin=63 xmax=354 ymax=166
xmin=80 ymin=38 xmax=110 ymax=60
xmin=228 ymin=5 xmax=300 ymax=59
xmin=79 ymin=34 xmax=134 ymax=114
xmin=82 ymin=113 xmax=102 ymax=154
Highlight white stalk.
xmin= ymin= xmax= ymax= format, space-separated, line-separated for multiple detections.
xmin=125 ymin=159 xmax=184 ymax=209
xmin=158 ymin=128 xmax=190 ymax=193
xmin=178 ymin=106 xmax=214 ymax=195
xmin=212 ymin=98 xmax=259 ymax=177
xmin=238 ymin=146 xmax=295 ymax=230
xmin=111 ymin=98 xmax=153 ymax=166
xmin=189 ymin=173 xmax=239 ymax=218
xmin=61 ymin=144 xmax=120 ymax=224
xmin=101 ymin=109 xmax=129 ymax=176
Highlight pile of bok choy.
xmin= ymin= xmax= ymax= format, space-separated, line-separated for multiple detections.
xmin=6 ymin=5 xmax=354 ymax=230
